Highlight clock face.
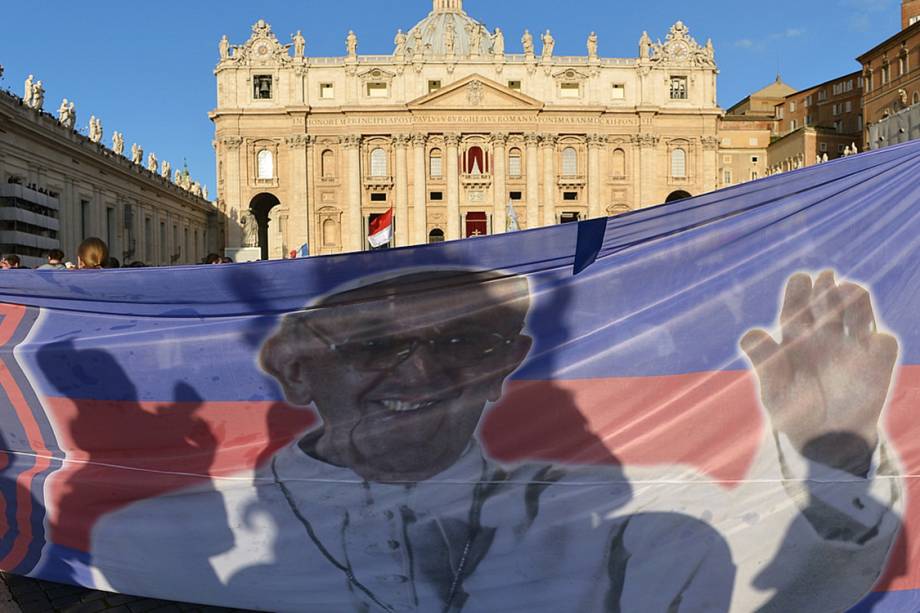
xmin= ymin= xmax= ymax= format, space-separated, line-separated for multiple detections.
xmin=257 ymin=43 xmax=270 ymax=56
xmin=672 ymin=43 xmax=689 ymax=59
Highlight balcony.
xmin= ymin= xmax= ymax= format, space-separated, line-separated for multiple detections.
xmin=363 ymin=175 xmax=394 ymax=190
xmin=461 ymin=173 xmax=492 ymax=189
xmin=0 ymin=184 xmax=60 ymax=210
xmin=557 ymin=175 xmax=586 ymax=188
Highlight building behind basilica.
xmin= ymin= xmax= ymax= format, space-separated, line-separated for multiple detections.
xmin=213 ymin=0 xmax=722 ymax=258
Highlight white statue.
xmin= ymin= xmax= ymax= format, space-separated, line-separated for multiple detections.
xmin=57 ymin=99 xmax=69 ymax=123
xmin=219 ymin=35 xmax=230 ymax=60
xmin=24 ymin=74 xmax=33 ymax=105
xmin=112 ymin=131 xmax=125 ymax=155
xmin=88 ymin=116 xmax=102 ymax=143
xmin=174 ymin=169 xmax=182 ymax=184
xmin=146 ymin=152 xmax=158 ymax=173
xmin=522 ymin=30 xmax=534 ymax=56
xmin=541 ymin=30 xmax=555 ymax=59
xmin=346 ymin=31 xmax=358 ymax=58
xmin=639 ymin=31 xmax=651 ymax=60
xmin=851 ymin=142 xmax=859 ymax=154
xmin=293 ymin=30 xmax=305 ymax=58
xmin=394 ymin=29 xmax=407 ymax=57
xmin=202 ymin=186 xmax=209 ymax=201
xmin=93 ymin=117 xmax=103 ymax=143
xmin=181 ymin=172 xmax=191 ymax=191
xmin=492 ymin=28 xmax=505 ymax=56
xmin=822 ymin=153 xmax=829 ymax=163
xmin=30 ymin=80 xmax=45 ymax=110
xmin=705 ymin=38 xmax=715 ymax=61
xmin=131 ymin=143 xmax=143 ymax=165
xmin=161 ymin=159 xmax=171 ymax=178
xmin=413 ymin=28 xmax=424 ymax=56
xmin=587 ymin=32 xmax=598 ymax=60
xmin=241 ymin=211 xmax=259 ymax=247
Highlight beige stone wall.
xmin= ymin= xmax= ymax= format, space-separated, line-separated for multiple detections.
xmin=0 ymin=92 xmax=221 ymax=267
xmin=213 ymin=16 xmax=721 ymax=257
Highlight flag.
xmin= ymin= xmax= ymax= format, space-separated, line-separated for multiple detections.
xmin=507 ymin=201 xmax=520 ymax=231
xmin=296 ymin=243 xmax=309 ymax=258
xmin=367 ymin=208 xmax=393 ymax=248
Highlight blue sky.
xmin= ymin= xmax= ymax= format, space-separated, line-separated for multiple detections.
xmin=0 ymin=0 xmax=903 ymax=194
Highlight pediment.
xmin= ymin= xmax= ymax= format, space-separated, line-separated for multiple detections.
xmin=408 ymin=75 xmax=543 ymax=110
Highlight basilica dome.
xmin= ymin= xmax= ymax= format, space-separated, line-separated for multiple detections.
xmin=404 ymin=0 xmax=493 ymax=57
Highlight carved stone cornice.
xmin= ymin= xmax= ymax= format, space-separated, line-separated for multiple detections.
xmin=701 ymin=135 xmax=720 ymax=151
xmin=411 ymin=133 xmax=428 ymax=147
xmin=394 ymin=134 xmax=412 ymax=148
xmin=632 ymin=133 xmax=659 ymax=148
xmin=343 ymin=135 xmax=362 ymax=149
xmin=443 ymin=133 xmax=460 ymax=147
xmin=524 ymin=133 xmax=541 ymax=147
xmin=489 ymin=132 xmax=508 ymax=146
xmin=222 ymin=136 xmax=244 ymax=150
xmin=539 ymin=133 xmax=557 ymax=148
xmin=587 ymin=133 xmax=607 ymax=148
xmin=284 ymin=134 xmax=310 ymax=149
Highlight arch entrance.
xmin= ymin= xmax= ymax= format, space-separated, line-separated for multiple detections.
xmin=665 ymin=190 xmax=692 ymax=203
xmin=249 ymin=192 xmax=281 ymax=261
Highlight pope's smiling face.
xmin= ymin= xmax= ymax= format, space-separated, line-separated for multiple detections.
xmin=261 ymin=271 xmax=532 ymax=483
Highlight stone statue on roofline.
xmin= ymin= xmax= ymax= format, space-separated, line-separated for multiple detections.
xmin=444 ymin=21 xmax=455 ymax=55
xmin=219 ymin=35 xmax=230 ymax=60
xmin=161 ymin=159 xmax=171 ymax=179
xmin=394 ymin=29 xmax=407 ymax=57
xmin=112 ymin=131 xmax=125 ymax=155
xmin=587 ymin=32 xmax=598 ymax=60
xmin=346 ymin=31 xmax=358 ymax=58
xmin=639 ymin=31 xmax=651 ymax=59
xmin=293 ymin=30 xmax=306 ymax=58
xmin=147 ymin=152 xmax=158 ymax=173
xmin=522 ymin=30 xmax=534 ymax=57
xmin=131 ymin=143 xmax=143 ymax=165
xmin=469 ymin=24 xmax=483 ymax=56
xmin=541 ymin=30 xmax=555 ymax=59
xmin=24 ymin=74 xmax=33 ymax=105
xmin=174 ymin=169 xmax=182 ymax=184
xmin=30 ymin=81 xmax=45 ymax=111
xmin=492 ymin=27 xmax=504 ymax=57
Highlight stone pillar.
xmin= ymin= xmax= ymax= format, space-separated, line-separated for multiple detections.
xmin=344 ymin=135 xmax=362 ymax=252
xmin=305 ymin=136 xmax=317 ymax=256
xmin=525 ymin=133 xmax=540 ymax=230
xmin=587 ymin=134 xmax=603 ymax=219
xmin=701 ymin=135 xmax=719 ymax=194
xmin=394 ymin=134 xmax=410 ymax=247
xmin=445 ymin=133 xmax=461 ymax=240
xmin=412 ymin=133 xmax=428 ymax=245
xmin=285 ymin=134 xmax=309 ymax=255
xmin=541 ymin=134 xmax=557 ymax=226
xmin=222 ymin=136 xmax=244 ymax=248
xmin=636 ymin=133 xmax=659 ymax=207
xmin=491 ymin=133 xmax=507 ymax=234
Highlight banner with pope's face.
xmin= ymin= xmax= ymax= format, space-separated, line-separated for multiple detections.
xmin=1 ymin=141 xmax=920 ymax=612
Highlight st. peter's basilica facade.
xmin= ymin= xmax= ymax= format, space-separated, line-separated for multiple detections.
xmin=213 ymin=0 xmax=720 ymax=258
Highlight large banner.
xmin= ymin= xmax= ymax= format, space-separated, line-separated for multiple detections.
xmin=1 ymin=140 xmax=920 ymax=611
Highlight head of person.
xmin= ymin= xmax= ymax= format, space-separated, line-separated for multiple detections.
xmin=204 ymin=253 xmax=222 ymax=265
xmin=77 ymin=237 xmax=109 ymax=269
xmin=260 ymin=269 xmax=533 ymax=483
xmin=220 ymin=256 xmax=234 ymax=264
xmin=1 ymin=255 xmax=21 ymax=269
xmin=105 ymin=256 xmax=120 ymax=269
xmin=47 ymin=249 xmax=65 ymax=264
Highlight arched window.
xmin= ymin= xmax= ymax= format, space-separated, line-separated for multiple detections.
xmin=466 ymin=146 xmax=485 ymax=175
xmin=611 ymin=148 xmax=626 ymax=178
xmin=321 ymin=150 xmax=335 ymax=178
xmin=429 ymin=148 xmax=443 ymax=178
xmin=257 ymin=149 xmax=273 ymax=179
xmin=671 ymin=148 xmax=687 ymax=178
xmin=508 ymin=148 xmax=522 ymax=178
xmin=428 ymin=228 xmax=445 ymax=243
xmin=561 ymin=147 xmax=578 ymax=176
xmin=370 ymin=148 xmax=388 ymax=177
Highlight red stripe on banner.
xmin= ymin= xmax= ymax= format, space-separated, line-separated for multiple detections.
xmin=369 ymin=208 xmax=393 ymax=235
xmin=0 ymin=361 xmax=51 ymax=571
xmin=0 ymin=304 xmax=25 ymax=347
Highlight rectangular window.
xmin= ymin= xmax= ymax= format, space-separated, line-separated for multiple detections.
xmin=818 ymin=90 xmax=827 ymax=101
xmin=845 ymin=100 xmax=853 ymax=113
xmin=751 ymin=156 xmax=759 ymax=163
xmin=253 ymin=75 xmax=272 ymax=99
xmin=791 ymin=119 xmax=798 ymax=130
xmin=723 ymin=169 xmax=732 ymax=184
xmin=833 ymin=103 xmax=840 ymax=115
xmin=429 ymin=191 xmax=443 ymax=201
xmin=791 ymin=101 xmax=798 ymax=112
xmin=508 ymin=154 xmax=522 ymax=178
xmin=560 ymin=212 xmax=581 ymax=224
xmin=80 ymin=200 xmax=91 ymax=240
xmin=805 ymin=115 xmax=813 ymax=125
xmin=105 ymin=206 xmax=115 ymax=250
xmin=173 ymin=225 xmax=178 ymax=258
xmin=722 ymin=154 xmax=732 ymax=164
xmin=560 ymin=82 xmax=581 ymax=98
xmin=721 ymin=137 xmax=732 ymax=146
xmin=777 ymin=107 xmax=784 ymax=119
xmin=509 ymin=191 xmax=522 ymax=201
xmin=428 ymin=80 xmax=442 ymax=93
xmin=429 ymin=155 xmax=442 ymax=178
xmin=838 ymin=144 xmax=846 ymax=153
xmin=669 ymin=76 xmax=688 ymax=100
xmin=370 ymin=192 xmax=387 ymax=202
xmin=748 ymin=137 xmax=758 ymax=146
xmin=144 ymin=217 xmax=152 ymax=262
xmin=367 ymin=82 xmax=388 ymax=98
xmin=507 ymin=80 xmax=522 ymax=91
xmin=881 ymin=66 xmax=889 ymax=85
xmin=159 ymin=222 xmax=166 ymax=262
xmin=834 ymin=120 xmax=843 ymax=133
xmin=320 ymin=83 xmax=335 ymax=99
xmin=820 ymin=142 xmax=828 ymax=152
xmin=612 ymin=83 xmax=626 ymax=100
xmin=563 ymin=191 xmax=578 ymax=201
xmin=899 ymin=57 xmax=906 ymax=76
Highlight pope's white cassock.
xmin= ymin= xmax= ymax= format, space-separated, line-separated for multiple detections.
xmin=89 ymin=430 xmax=901 ymax=613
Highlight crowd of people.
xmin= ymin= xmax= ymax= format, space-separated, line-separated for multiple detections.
xmin=1 ymin=238 xmax=233 ymax=270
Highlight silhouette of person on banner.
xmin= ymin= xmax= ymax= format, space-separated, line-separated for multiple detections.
xmin=91 ymin=268 xmax=901 ymax=612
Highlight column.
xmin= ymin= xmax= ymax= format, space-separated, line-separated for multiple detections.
xmin=701 ymin=136 xmax=719 ymax=194
xmin=286 ymin=134 xmax=309 ymax=254
xmin=637 ymin=133 xmax=659 ymax=207
xmin=445 ymin=133 xmax=460 ymax=241
xmin=344 ymin=135 xmax=362 ymax=252
xmin=587 ymin=134 xmax=603 ymax=219
xmin=412 ymin=133 xmax=428 ymax=245
xmin=305 ymin=136 xmax=317 ymax=256
xmin=394 ymin=134 xmax=410 ymax=247
xmin=223 ymin=136 xmax=244 ymax=248
xmin=491 ymin=133 xmax=507 ymax=234
xmin=541 ymin=134 xmax=557 ymax=226
xmin=525 ymin=133 xmax=540 ymax=230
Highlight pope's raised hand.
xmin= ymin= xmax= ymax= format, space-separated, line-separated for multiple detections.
xmin=741 ymin=271 xmax=898 ymax=461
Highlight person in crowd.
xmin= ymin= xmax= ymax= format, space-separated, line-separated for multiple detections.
xmin=220 ymin=256 xmax=234 ymax=264
xmin=76 ymin=238 xmax=109 ymax=270
xmin=126 ymin=261 xmax=147 ymax=268
xmin=0 ymin=255 xmax=27 ymax=269
xmin=105 ymin=257 xmax=121 ymax=269
xmin=38 ymin=249 xmax=67 ymax=270
xmin=204 ymin=253 xmax=222 ymax=265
